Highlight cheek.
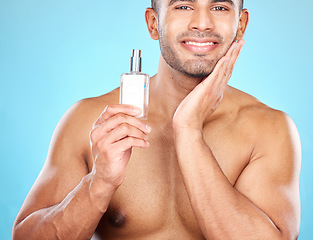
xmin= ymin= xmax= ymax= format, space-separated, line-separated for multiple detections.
xmin=161 ymin=12 xmax=189 ymax=40
xmin=164 ymin=18 xmax=186 ymax=37
xmin=215 ymin=17 xmax=239 ymax=41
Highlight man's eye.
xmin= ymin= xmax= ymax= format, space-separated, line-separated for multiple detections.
xmin=176 ymin=6 xmax=192 ymax=10
xmin=212 ymin=6 xmax=228 ymax=11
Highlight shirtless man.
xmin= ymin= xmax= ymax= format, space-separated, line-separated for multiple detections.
xmin=12 ymin=0 xmax=301 ymax=239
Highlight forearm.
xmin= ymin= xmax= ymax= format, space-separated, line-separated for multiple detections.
xmin=13 ymin=173 xmax=115 ymax=240
xmin=174 ymin=129 xmax=282 ymax=240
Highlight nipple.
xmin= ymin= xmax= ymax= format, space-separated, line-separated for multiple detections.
xmin=108 ymin=210 xmax=126 ymax=228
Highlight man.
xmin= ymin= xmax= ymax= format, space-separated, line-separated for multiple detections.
xmin=13 ymin=0 xmax=301 ymax=239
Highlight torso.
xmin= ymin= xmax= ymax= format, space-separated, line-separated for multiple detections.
xmin=85 ymin=85 xmax=268 ymax=240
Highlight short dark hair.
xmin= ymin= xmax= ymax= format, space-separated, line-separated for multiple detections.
xmin=151 ymin=0 xmax=159 ymax=12
xmin=151 ymin=0 xmax=244 ymax=13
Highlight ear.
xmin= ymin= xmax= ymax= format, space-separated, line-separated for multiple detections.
xmin=145 ymin=8 xmax=159 ymax=40
xmin=236 ymin=9 xmax=249 ymax=41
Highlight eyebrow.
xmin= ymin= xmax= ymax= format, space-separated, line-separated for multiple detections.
xmin=168 ymin=0 xmax=196 ymax=6
xmin=168 ymin=0 xmax=235 ymax=7
xmin=211 ymin=0 xmax=234 ymax=6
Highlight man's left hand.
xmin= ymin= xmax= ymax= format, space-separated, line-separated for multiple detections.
xmin=173 ymin=39 xmax=245 ymax=131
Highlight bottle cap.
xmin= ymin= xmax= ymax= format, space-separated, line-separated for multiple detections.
xmin=130 ymin=49 xmax=142 ymax=72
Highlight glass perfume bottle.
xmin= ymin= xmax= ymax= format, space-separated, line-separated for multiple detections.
xmin=120 ymin=49 xmax=150 ymax=119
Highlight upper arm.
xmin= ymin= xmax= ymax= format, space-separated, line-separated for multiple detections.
xmin=14 ymin=99 xmax=94 ymax=226
xmin=234 ymin=111 xmax=301 ymax=239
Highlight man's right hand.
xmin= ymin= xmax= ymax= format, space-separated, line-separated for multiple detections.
xmin=89 ymin=104 xmax=151 ymax=192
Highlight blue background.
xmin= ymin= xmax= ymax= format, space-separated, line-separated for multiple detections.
xmin=1 ymin=0 xmax=312 ymax=239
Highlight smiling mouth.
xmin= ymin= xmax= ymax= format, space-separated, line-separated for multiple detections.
xmin=184 ymin=41 xmax=217 ymax=47
xmin=181 ymin=40 xmax=219 ymax=54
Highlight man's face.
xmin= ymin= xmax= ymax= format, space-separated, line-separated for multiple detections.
xmin=157 ymin=0 xmax=242 ymax=78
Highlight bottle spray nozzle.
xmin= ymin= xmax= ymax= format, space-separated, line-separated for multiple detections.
xmin=130 ymin=49 xmax=142 ymax=72
xmin=132 ymin=49 xmax=141 ymax=58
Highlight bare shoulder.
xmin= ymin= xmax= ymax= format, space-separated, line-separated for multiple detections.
xmin=51 ymin=87 xmax=120 ymax=161
xmin=69 ymin=87 xmax=120 ymax=122
xmin=226 ymin=86 xmax=300 ymax=146
xmin=226 ymin=85 xmax=301 ymax=176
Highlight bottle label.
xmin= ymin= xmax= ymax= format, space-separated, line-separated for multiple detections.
xmin=121 ymin=75 xmax=145 ymax=118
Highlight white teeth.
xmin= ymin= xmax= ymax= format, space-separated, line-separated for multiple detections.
xmin=185 ymin=41 xmax=215 ymax=46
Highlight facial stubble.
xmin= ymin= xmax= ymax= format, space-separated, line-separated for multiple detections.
xmin=159 ymin=28 xmax=238 ymax=79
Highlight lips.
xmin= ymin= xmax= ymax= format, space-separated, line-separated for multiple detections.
xmin=181 ymin=39 xmax=219 ymax=54
xmin=185 ymin=41 xmax=215 ymax=47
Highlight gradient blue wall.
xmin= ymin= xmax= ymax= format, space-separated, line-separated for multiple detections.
xmin=1 ymin=0 xmax=312 ymax=239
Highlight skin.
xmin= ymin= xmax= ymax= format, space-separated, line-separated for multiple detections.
xmin=12 ymin=0 xmax=301 ymax=239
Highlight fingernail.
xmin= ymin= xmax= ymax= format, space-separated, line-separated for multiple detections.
xmin=146 ymin=124 xmax=152 ymax=133
xmin=133 ymin=107 xmax=142 ymax=114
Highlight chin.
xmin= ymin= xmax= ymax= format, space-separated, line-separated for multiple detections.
xmin=179 ymin=70 xmax=211 ymax=79
xmin=179 ymin=64 xmax=214 ymax=79
xmin=183 ymin=60 xmax=216 ymax=75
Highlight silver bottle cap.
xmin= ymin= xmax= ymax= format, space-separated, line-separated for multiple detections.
xmin=130 ymin=49 xmax=142 ymax=72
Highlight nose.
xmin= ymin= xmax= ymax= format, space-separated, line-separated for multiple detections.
xmin=188 ymin=8 xmax=214 ymax=32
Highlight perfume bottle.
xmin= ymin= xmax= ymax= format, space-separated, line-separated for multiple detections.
xmin=120 ymin=49 xmax=150 ymax=119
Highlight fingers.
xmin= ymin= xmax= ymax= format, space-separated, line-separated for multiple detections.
xmin=91 ymin=103 xmax=150 ymax=138
xmin=202 ymin=40 xmax=244 ymax=84
xmin=94 ymin=113 xmax=150 ymax=141
xmin=105 ymin=122 xmax=149 ymax=145
xmin=206 ymin=40 xmax=244 ymax=98
xmin=224 ymin=40 xmax=245 ymax=80
xmin=213 ymin=40 xmax=245 ymax=90
xmin=113 ymin=136 xmax=150 ymax=153
xmin=93 ymin=123 xmax=149 ymax=162
xmin=90 ymin=104 xmax=151 ymax=153
xmin=94 ymin=104 xmax=142 ymax=127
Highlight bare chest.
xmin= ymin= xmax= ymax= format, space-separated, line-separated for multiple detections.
xmin=94 ymin=121 xmax=253 ymax=239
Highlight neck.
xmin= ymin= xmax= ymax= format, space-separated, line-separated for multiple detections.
xmin=149 ymin=55 xmax=204 ymax=119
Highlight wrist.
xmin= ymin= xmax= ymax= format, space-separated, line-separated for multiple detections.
xmin=173 ymin=122 xmax=203 ymax=137
xmin=173 ymin=126 xmax=204 ymax=147
xmin=172 ymin=116 xmax=204 ymax=132
xmin=88 ymin=172 xmax=118 ymax=213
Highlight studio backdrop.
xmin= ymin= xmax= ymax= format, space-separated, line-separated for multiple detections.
xmin=1 ymin=0 xmax=312 ymax=239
